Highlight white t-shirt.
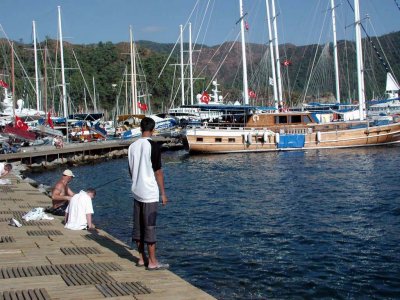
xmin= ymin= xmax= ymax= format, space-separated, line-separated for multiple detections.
xmin=64 ymin=190 xmax=94 ymax=230
xmin=128 ymin=137 xmax=162 ymax=203
xmin=0 ymin=163 xmax=6 ymax=176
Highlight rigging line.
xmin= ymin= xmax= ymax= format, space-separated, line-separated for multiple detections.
xmin=158 ymin=0 xmax=201 ymax=79
xmin=0 ymin=24 xmax=36 ymax=93
xmin=345 ymin=0 xmax=390 ymax=73
xmin=70 ymin=47 xmax=94 ymax=106
xmin=394 ymin=0 xmax=400 ymax=11
xmin=367 ymin=19 xmax=398 ymax=83
xmin=302 ymin=4 xmax=330 ymax=102
xmin=205 ymin=31 xmax=241 ymax=92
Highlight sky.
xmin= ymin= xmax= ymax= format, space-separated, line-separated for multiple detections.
xmin=0 ymin=0 xmax=399 ymax=47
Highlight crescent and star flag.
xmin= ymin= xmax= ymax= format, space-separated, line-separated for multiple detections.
xmin=138 ymin=102 xmax=148 ymax=111
xmin=0 ymin=80 xmax=9 ymax=88
xmin=47 ymin=112 xmax=54 ymax=129
xmin=283 ymin=59 xmax=292 ymax=67
xmin=201 ymin=91 xmax=210 ymax=104
xmin=15 ymin=116 xmax=29 ymax=131
xmin=248 ymin=90 xmax=257 ymax=99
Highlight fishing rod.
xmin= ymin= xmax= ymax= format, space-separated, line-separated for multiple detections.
xmin=92 ymin=177 xmax=123 ymax=190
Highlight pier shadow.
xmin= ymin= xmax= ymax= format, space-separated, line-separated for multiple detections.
xmin=85 ymin=229 xmax=139 ymax=265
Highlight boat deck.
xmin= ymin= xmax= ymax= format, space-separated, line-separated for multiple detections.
xmin=0 ymin=175 xmax=214 ymax=300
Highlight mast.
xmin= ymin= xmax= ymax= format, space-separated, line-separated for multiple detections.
xmin=265 ymin=0 xmax=278 ymax=109
xmin=354 ymin=0 xmax=365 ymax=120
xmin=239 ymin=0 xmax=249 ymax=105
xmin=180 ymin=24 xmax=185 ymax=106
xmin=129 ymin=26 xmax=137 ymax=115
xmin=58 ymin=6 xmax=69 ymax=141
xmin=271 ymin=0 xmax=283 ymax=106
xmin=44 ymin=47 xmax=47 ymax=112
xmin=330 ymin=0 xmax=341 ymax=103
xmin=11 ymin=42 xmax=15 ymax=121
xmin=92 ymin=76 xmax=97 ymax=112
xmin=33 ymin=20 xmax=40 ymax=111
xmin=189 ymin=22 xmax=194 ymax=105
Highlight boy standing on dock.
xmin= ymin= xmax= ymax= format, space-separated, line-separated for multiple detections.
xmin=128 ymin=117 xmax=169 ymax=271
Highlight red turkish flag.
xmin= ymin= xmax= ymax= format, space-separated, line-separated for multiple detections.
xmin=15 ymin=116 xmax=29 ymax=131
xmin=138 ymin=102 xmax=148 ymax=111
xmin=200 ymin=91 xmax=210 ymax=104
xmin=283 ymin=60 xmax=292 ymax=67
xmin=0 ymin=80 xmax=9 ymax=88
xmin=47 ymin=112 xmax=54 ymax=129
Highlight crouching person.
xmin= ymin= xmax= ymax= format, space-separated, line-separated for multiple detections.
xmin=65 ymin=188 xmax=96 ymax=230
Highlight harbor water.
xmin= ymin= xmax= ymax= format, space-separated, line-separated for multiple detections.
xmin=27 ymin=146 xmax=400 ymax=299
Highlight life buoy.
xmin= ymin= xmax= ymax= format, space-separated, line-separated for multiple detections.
xmin=252 ymin=114 xmax=260 ymax=122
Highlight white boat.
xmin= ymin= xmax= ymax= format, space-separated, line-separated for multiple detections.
xmin=0 ymin=87 xmax=45 ymax=118
xmin=368 ymin=73 xmax=400 ymax=117
xmin=186 ymin=0 xmax=400 ymax=154
xmin=122 ymin=114 xmax=178 ymax=139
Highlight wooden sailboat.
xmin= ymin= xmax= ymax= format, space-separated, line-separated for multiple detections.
xmin=185 ymin=0 xmax=400 ymax=153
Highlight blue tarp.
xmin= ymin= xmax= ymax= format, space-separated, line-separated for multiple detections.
xmin=278 ymin=134 xmax=305 ymax=149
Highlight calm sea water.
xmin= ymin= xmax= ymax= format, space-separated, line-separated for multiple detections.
xmin=27 ymin=146 xmax=400 ymax=299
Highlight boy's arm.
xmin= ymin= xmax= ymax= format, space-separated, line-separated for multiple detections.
xmin=86 ymin=214 xmax=94 ymax=229
xmin=154 ymin=169 xmax=167 ymax=206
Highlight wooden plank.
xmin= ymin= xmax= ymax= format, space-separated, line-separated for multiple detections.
xmin=0 ymin=175 xmax=215 ymax=300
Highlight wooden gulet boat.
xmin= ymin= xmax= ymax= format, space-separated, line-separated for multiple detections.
xmin=185 ymin=111 xmax=400 ymax=153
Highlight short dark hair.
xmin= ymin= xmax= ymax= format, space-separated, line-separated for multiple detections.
xmin=86 ymin=188 xmax=96 ymax=197
xmin=4 ymin=164 xmax=12 ymax=171
xmin=140 ymin=117 xmax=155 ymax=132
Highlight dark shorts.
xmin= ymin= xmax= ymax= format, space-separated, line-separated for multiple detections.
xmin=133 ymin=200 xmax=158 ymax=244
xmin=45 ymin=202 xmax=68 ymax=216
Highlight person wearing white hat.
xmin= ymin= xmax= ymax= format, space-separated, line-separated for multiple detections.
xmin=49 ymin=169 xmax=76 ymax=216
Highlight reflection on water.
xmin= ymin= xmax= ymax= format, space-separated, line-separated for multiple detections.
xmin=28 ymin=146 xmax=400 ymax=299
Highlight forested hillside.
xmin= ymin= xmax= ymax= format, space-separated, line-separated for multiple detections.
xmin=0 ymin=30 xmax=399 ymax=115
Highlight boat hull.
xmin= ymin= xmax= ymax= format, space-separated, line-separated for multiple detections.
xmin=186 ymin=123 xmax=400 ymax=153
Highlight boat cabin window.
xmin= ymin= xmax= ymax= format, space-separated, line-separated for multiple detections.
xmin=228 ymin=138 xmax=235 ymax=143
xmin=275 ymin=115 xmax=288 ymax=124
xmin=290 ymin=115 xmax=302 ymax=123
xmin=196 ymin=137 xmax=203 ymax=142
xmin=303 ymin=115 xmax=312 ymax=123
xmin=215 ymin=138 xmax=222 ymax=143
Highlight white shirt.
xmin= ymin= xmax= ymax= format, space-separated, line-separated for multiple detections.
xmin=65 ymin=190 xmax=94 ymax=230
xmin=0 ymin=163 xmax=6 ymax=176
xmin=128 ymin=137 xmax=161 ymax=203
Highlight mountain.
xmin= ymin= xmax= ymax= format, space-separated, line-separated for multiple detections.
xmin=0 ymin=30 xmax=399 ymax=114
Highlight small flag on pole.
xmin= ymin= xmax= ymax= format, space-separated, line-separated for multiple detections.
xmin=0 ymin=80 xmax=9 ymax=88
xmin=248 ymin=90 xmax=256 ymax=99
xmin=47 ymin=112 xmax=54 ymax=129
xmin=15 ymin=116 xmax=29 ymax=131
xmin=138 ymin=102 xmax=148 ymax=111
xmin=269 ymin=77 xmax=274 ymax=86
xmin=200 ymin=91 xmax=210 ymax=104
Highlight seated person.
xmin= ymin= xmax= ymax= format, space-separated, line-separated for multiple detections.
xmin=49 ymin=169 xmax=75 ymax=216
xmin=0 ymin=163 xmax=12 ymax=177
xmin=64 ymin=188 xmax=96 ymax=230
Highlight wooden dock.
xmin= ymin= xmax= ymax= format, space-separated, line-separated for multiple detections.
xmin=0 ymin=137 xmax=182 ymax=167
xmin=0 ymin=175 xmax=214 ymax=300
